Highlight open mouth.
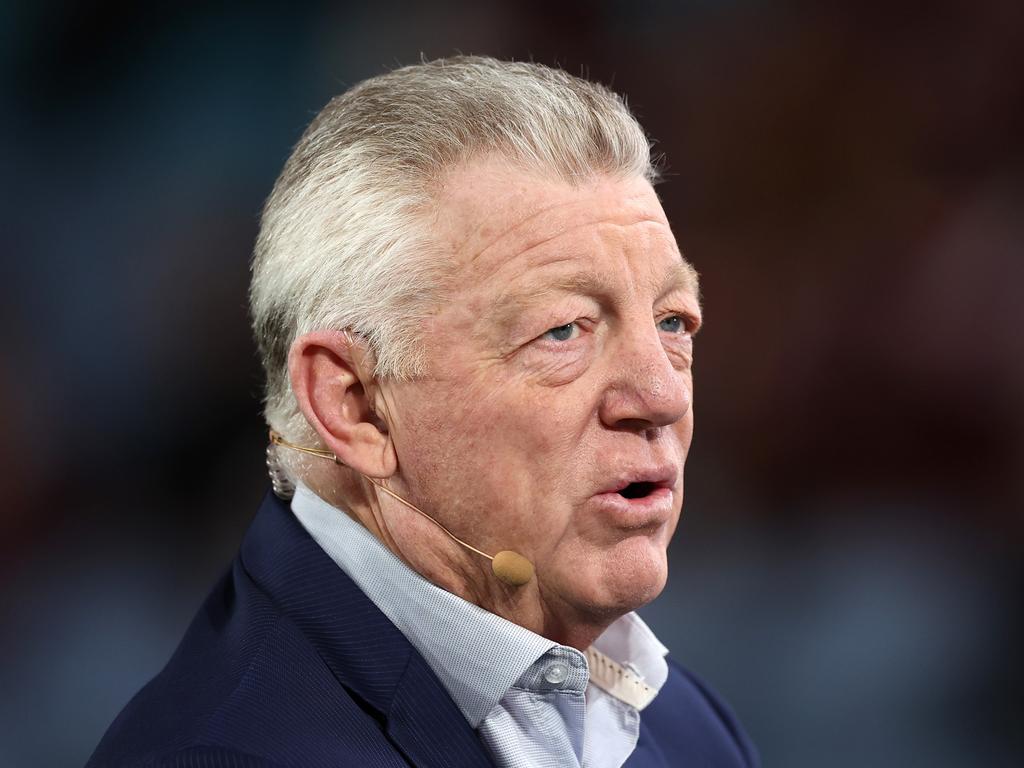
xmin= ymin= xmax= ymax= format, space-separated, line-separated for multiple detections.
xmin=617 ymin=481 xmax=660 ymax=500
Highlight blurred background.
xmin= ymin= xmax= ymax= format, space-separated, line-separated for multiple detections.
xmin=2 ymin=1 xmax=1022 ymax=766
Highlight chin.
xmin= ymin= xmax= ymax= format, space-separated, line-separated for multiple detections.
xmin=562 ymin=538 xmax=669 ymax=618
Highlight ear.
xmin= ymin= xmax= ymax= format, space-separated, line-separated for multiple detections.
xmin=288 ymin=330 xmax=397 ymax=478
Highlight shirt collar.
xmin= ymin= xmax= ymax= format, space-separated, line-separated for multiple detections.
xmin=290 ymin=483 xmax=668 ymax=724
xmin=593 ymin=611 xmax=670 ymax=691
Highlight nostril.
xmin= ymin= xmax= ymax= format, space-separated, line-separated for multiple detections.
xmin=618 ymin=482 xmax=656 ymax=499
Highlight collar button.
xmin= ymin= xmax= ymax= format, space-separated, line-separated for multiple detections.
xmin=543 ymin=662 xmax=570 ymax=685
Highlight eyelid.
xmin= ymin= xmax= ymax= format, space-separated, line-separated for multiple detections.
xmin=530 ymin=315 xmax=597 ymax=346
xmin=542 ymin=321 xmax=580 ymax=341
xmin=657 ymin=311 xmax=701 ymax=335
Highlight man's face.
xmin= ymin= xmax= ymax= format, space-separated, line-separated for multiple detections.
xmin=382 ymin=157 xmax=701 ymax=624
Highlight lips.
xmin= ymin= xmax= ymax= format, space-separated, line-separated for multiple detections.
xmin=599 ymin=466 xmax=678 ymax=500
xmin=588 ymin=465 xmax=680 ymax=528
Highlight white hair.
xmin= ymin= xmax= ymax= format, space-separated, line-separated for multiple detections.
xmin=250 ymin=55 xmax=658 ymax=474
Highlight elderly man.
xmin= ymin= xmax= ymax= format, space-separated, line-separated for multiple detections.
xmin=89 ymin=57 xmax=758 ymax=768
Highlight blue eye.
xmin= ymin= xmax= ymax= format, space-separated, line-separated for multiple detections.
xmin=544 ymin=323 xmax=578 ymax=342
xmin=658 ymin=316 xmax=685 ymax=334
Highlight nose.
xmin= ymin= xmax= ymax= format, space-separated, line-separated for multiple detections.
xmin=598 ymin=322 xmax=692 ymax=432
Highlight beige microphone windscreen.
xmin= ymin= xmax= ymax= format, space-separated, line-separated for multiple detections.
xmin=491 ymin=550 xmax=535 ymax=586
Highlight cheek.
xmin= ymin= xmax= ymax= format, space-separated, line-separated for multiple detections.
xmin=388 ymin=380 xmax=519 ymax=491
xmin=393 ymin=379 xmax=589 ymax=513
xmin=394 ymin=385 xmax=488 ymax=470
xmin=499 ymin=386 xmax=597 ymax=479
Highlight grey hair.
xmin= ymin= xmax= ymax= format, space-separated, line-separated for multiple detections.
xmin=250 ymin=55 xmax=658 ymax=464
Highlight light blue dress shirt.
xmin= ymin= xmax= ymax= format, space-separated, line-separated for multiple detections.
xmin=291 ymin=483 xmax=669 ymax=768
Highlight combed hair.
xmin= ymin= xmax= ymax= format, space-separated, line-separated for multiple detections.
xmin=250 ymin=55 xmax=658 ymax=458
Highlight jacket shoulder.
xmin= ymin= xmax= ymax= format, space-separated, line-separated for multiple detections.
xmin=86 ymin=561 xmax=406 ymax=768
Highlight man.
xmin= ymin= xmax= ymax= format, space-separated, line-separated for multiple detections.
xmin=89 ymin=56 xmax=759 ymax=767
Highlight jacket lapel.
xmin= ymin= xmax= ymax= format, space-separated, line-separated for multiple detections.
xmin=387 ymin=653 xmax=495 ymax=768
xmin=242 ymin=492 xmax=493 ymax=767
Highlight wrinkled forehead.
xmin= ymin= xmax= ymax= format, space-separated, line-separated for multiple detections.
xmin=429 ymin=157 xmax=697 ymax=297
xmin=432 ymin=158 xmax=666 ymax=259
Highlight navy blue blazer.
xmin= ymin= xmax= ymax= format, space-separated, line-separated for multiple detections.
xmin=88 ymin=492 xmax=759 ymax=767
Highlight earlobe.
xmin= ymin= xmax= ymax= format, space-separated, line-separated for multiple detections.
xmin=288 ymin=330 xmax=397 ymax=478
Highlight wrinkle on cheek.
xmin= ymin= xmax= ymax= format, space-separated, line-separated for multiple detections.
xmin=519 ymin=394 xmax=594 ymax=491
xmin=518 ymin=350 xmax=589 ymax=386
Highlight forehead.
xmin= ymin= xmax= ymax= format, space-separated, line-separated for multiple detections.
xmin=431 ymin=157 xmax=697 ymax=295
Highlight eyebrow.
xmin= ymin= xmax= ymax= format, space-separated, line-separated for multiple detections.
xmin=665 ymin=260 xmax=701 ymax=298
xmin=489 ymin=259 xmax=701 ymax=330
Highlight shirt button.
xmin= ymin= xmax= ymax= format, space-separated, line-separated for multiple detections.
xmin=544 ymin=662 xmax=569 ymax=685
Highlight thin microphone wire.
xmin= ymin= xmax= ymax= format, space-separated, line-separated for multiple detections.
xmin=269 ymin=430 xmax=495 ymax=562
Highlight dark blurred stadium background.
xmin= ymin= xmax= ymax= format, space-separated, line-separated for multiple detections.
xmin=2 ymin=2 xmax=1022 ymax=766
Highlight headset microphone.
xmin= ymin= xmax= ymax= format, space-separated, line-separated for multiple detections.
xmin=269 ymin=430 xmax=535 ymax=586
